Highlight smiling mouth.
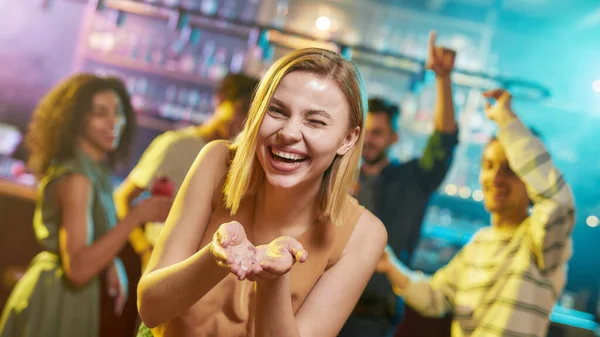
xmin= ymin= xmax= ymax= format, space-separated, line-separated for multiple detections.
xmin=269 ymin=146 xmax=309 ymax=164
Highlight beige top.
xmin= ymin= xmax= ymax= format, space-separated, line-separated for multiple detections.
xmin=152 ymin=193 xmax=365 ymax=337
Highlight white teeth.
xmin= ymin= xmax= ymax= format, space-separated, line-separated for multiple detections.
xmin=271 ymin=148 xmax=306 ymax=161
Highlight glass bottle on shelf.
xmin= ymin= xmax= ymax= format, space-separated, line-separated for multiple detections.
xmin=176 ymin=88 xmax=189 ymax=121
xmin=132 ymin=36 xmax=153 ymax=63
xmin=200 ymin=0 xmax=218 ymax=16
xmin=160 ymin=85 xmax=179 ymax=119
xmin=240 ymin=0 xmax=260 ymax=22
xmin=162 ymin=0 xmax=180 ymax=7
xmin=132 ymin=77 xmax=150 ymax=112
xmin=181 ymin=0 xmax=200 ymax=10
xmin=198 ymin=40 xmax=216 ymax=78
xmin=165 ymin=32 xmax=188 ymax=71
xmin=187 ymin=90 xmax=201 ymax=111
xmin=209 ymin=47 xmax=229 ymax=81
xmin=218 ymin=0 xmax=237 ymax=19
xmin=230 ymin=48 xmax=245 ymax=74
xmin=179 ymin=28 xmax=202 ymax=73
xmin=150 ymin=38 xmax=168 ymax=67
xmin=114 ymin=28 xmax=136 ymax=57
xmin=88 ymin=14 xmax=109 ymax=51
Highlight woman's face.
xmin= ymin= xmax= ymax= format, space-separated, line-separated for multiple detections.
xmin=256 ymin=71 xmax=359 ymax=190
xmin=82 ymin=90 xmax=126 ymax=153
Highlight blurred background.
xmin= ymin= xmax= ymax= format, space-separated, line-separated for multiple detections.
xmin=0 ymin=0 xmax=599 ymax=335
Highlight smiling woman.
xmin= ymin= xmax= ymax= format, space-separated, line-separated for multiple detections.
xmin=136 ymin=48 xmax=388 ymax=337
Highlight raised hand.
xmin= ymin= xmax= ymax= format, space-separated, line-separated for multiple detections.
xmin=426 ymin=31 xmax=456 ymax=77
xmin=482 ymin=88 xmax=517 ymax=125
xmin=246 ymin=236 xmax=308 ymax=282
xmin=210 ymin=221 xmax=258 ymax=281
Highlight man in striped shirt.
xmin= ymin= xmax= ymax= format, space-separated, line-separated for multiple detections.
xmin=377 ymin=88 xmax=575 ymax=337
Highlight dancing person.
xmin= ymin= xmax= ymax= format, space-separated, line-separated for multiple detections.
xmin=136 ymin=48 xmax=388 ymax=337
xmin=0 ymin=74 xmax=172 ymax=337
xmin=339 ymin=31 xmax=459 ymax=337
xmin=377 ymin=89 xmax=574 ymax=337
xmin=114 ymin=73 xmax=257 ymax=269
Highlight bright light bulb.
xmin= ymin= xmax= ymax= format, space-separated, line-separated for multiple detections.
xmin=445 ymin=184 xmax=457 ymax=196
xmin=459 ymin=187 xmax=471 ymax=199
xmin=316 ymin=16 xmax=331 ymax=31
xmin=586 ymin=215 xmax=599 ymax=228
xmin=472 ymin=190 xmax=484 ymax=202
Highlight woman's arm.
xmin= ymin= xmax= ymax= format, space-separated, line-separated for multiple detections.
xmin=254 ymin=211 xmax=387 ymax=337
xmin=137 ymin=140 xmax=232 ymax=328
xmin=58 ymin=174 xmax=170 ymax=287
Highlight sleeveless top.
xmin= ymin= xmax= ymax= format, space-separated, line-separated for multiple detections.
xmin=151 ymin=192 xmax=365 ymax=337
xmin=0 ymin=149 xmax=125 ymax=337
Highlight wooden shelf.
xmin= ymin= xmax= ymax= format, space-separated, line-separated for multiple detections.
xmin=83 ymin=51 xmax=219 ymax=88
xmin=97 ymin=0 xmax=552 ymax=100
xmin=103 ymin=0 xmax=253 ymax=39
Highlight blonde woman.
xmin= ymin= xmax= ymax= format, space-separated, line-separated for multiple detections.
xmin=136 ymin=48 xmax=388 ymax=337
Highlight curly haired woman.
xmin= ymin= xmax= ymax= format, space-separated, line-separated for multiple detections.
xmin=0 ymin=74 xmax=172 ymax=337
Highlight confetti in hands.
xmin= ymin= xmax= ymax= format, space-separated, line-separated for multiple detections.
xmin=210 ymin=222 xmax=308 ymax=281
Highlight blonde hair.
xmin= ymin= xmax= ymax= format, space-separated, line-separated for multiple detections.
xmin=224 ymin=48 xmax=367 ymax=225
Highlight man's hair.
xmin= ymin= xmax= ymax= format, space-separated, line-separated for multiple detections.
xmin=217 ymin=73 xmax=259 ymax=104
xmin=368 ymin=97 xmax=400 ymax=130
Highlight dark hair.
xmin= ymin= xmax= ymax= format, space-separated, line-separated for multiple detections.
xmin=368 ymin=97 xmax=400 ymax=130
xmin=217 ymin=73 xmax=259 ymax=106
xmin=26 ymin=73 xmax=136 ymax=178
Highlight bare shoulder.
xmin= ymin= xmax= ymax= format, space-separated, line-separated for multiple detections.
xmin=57 ymin=173 xmax=92 ymax=204
xmin=199 ymin=139 xmax=231 ymax=162
xmin=191 ymin=140 xmax=232 ymax=178
xmin=349 ymin=209 xmax=387 ymax=251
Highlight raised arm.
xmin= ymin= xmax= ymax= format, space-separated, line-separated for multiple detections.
xmin=57 ymin=174 xmax=170 ymax=287
xmin=261 ymin=211 xmax=387 ymax=337
xmin=416 ymin=31 xmax=459 ymax=193
xmin=488 ymin=90 xmax=575 ymax=273
xmin=137 ymin=140 xmax=232 ymax=327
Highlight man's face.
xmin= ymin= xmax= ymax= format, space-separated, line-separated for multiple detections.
xmin=480 ymin=140 xmax=529 ymax=213
xmin=362 ymin=112 xmax=397 ymax=164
